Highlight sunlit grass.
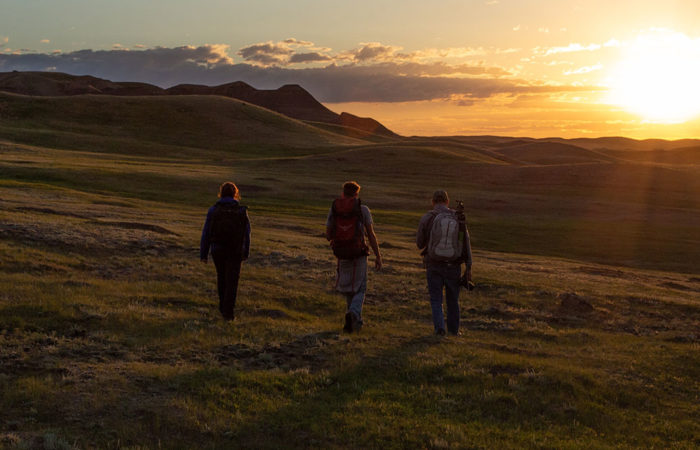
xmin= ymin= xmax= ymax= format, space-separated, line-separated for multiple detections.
xmin=1 ymin=135 xmax=698 ymax=447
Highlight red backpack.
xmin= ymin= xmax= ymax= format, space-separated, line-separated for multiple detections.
xmin=329 ymin=197 xmax=369 ymax=259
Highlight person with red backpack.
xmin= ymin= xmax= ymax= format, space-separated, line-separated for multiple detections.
xmin=200 ymin=182 xmax=251 ymax=321
xmin=416 ymin=190 xmax=472 ymax=336
xmin=326 ymin=181 xmax=383 ymax=332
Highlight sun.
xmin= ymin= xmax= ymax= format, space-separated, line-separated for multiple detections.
xmin=606 ymin=30 xmax=700 ymax=123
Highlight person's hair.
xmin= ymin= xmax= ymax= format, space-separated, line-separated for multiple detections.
xmin=343 ymin=181 xmax=361 ymax=197
xmin=432 ymin=190 xmax=449 ymax=204
xmin=218 ymin=182 xmax=240 ymax=200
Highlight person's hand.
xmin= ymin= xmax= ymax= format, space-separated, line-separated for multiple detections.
xmin=375 ymin=255 xmax=383 ymax=270
xmin=465 ymin=268 xmax=472 ymax=282
xmin=200 ymin=258 xmax=208 ymax=264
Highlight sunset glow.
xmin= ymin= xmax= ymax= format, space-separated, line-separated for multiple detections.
xmin=2 ymin=1 xmax=700 ymax=138
xmin=606 ymin=30 xmax=700 ymax=123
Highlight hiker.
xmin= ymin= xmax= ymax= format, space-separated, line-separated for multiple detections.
xmin=326 ymin=181 xmax=383 ymax=332
xmin=416 ymin=190 xmax=472 ymax=336
xmin=200 ymin=182 xmax=251 ymax=321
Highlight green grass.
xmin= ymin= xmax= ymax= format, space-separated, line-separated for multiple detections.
xmin=1 ymin=108 xmax=699 ymax=448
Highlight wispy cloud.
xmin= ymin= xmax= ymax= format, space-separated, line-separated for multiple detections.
xmin=541 ymin=39 xmax=619 ymax=56
xmin=564 ymin=64 xmax=603 ymax=75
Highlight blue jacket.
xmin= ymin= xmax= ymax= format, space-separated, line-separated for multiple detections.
xmin=200 ymin=197 xmax=251 ymax=260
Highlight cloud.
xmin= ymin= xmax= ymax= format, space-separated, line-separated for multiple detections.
xmin=283 ymin=38 xmax=314 ymax=47
xmin=348 ymin=42 xmax=403 ymax=62
xmin=544 ymin=43 xmax=602 ymax=55
xmin=0 ymin=36 xmax=8 ymax=47
xmin=0 ymin=44 xmax=598 ymax=103
xmin=289 ymin=52 xmax=332 ymax=64
xmin=564 ymin=64 xmax=603 ymax=75
xmin=541 ymin=39 xmax=621 ymax=57
xmin=238 ymin=41 xmax=293 ymax=65
xmin=238 ymin=39 xmax=333 ymax=66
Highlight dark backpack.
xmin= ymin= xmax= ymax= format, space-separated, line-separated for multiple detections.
xmin=329 ymin=198 xmax=369 ymax=260
xmin=210 ymin=203 xmax=247 ymax=253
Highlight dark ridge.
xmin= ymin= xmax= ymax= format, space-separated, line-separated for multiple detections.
xmin=0 ymin=71 xmax=397 ymax=138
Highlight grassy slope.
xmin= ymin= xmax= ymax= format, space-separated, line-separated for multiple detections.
xmin=1 ymin=136 xmax=699 ymax=448
xmin=0 ymin=92 xmax=367 ymax=158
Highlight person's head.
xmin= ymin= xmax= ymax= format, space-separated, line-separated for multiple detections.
xmin=432 ymin=189 xmax=449 ymax=206
xmin=218 ymin=181 xmax=240 ymax=200
xmin=342 ymin=181 xmax=361 ymax=198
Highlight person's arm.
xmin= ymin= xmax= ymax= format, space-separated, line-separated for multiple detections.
xmin=416 ymin=213 xmax=431 ymax=249
xmin=365 ymin=223 xmax=383 ymax=270
xmin=242 ymin=209 xmax=251 ymax=261
xmin=199 ymin=208 xmax=213 ymax=263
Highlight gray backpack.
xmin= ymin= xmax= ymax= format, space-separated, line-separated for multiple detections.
xmin=427 ymin=210 xmax=462 ymax=262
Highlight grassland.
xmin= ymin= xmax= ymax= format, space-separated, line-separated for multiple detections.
xmin=1 ymin=94 xmax=699 ymax=449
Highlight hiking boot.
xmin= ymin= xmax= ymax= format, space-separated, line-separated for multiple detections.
xmin=343 ymin=312 xmax=353 ymax=333
xmin=448 ymin=330 xmax=462 ymax=337
xmin=351 ymin=313 xmax=362 ymax=333
xmin=435 ymin=328 xmax=447 ymax=336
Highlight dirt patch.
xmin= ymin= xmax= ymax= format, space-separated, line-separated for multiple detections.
xmin=0 ymin=222 xmax=181 ymax=257
xmin=558 ymin=292 xmax=594 ymax=314
xmin=659 ymin=281 xmax=694 ymax=291
xmin=14 ymin=206 xmax=89 ymax=219
xmin=216 ymin=331 xmax=343 ymax=371
xmin=91 ymin=220 xmax=178 ymax=235
xmin=576 ymin=266 xmax=628 ymax=278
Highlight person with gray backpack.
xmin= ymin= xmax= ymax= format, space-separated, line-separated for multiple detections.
xmin=416 ymin=190 xmax=472 ymax=336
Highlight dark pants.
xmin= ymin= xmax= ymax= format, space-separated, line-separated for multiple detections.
xmin=426 ymin=263 xmax=461 ymax=334
xmin=212 ymin=250 xmax=242 ymax=319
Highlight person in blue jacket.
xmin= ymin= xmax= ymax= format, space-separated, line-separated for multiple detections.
xmin=200 ymin=182 xmax=251 ymax=320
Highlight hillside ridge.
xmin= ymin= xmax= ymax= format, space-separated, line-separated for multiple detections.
xmin=0 ymin=71 xmax=397 ymax=138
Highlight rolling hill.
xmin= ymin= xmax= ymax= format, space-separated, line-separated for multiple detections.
xmin=0 ymin=91 xmax=367 ymax=158
xmin=0 ymin=71 xmax=398 ymax=138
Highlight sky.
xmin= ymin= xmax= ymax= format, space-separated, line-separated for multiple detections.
xmin=3 ymin=0 xmax=700 ymax=138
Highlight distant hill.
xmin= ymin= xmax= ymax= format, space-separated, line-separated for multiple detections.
xmin=0 ymin=71 xmax=398 ymax=138
xmin=492 ymin=141 xmax=617 ymax=165
xmin=0 ymin=91 xmax=367 ymax=158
